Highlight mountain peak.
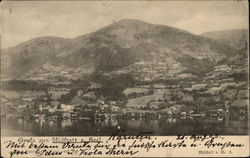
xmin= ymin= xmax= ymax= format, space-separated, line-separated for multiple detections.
xmin=115 ymin=19 xmax=150 ymax=25
xmin=102 ymin=18 xmax=153 ymax=31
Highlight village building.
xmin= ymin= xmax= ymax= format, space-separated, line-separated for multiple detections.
xmin=60 ymin=104 xmax=74 ymax=111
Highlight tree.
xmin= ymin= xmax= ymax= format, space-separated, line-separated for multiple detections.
xmin=45 ymin=89 xmax=52 ymax=105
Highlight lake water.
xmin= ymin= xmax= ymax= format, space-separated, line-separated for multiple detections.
xmin=1 ymin=116 xmax=248 ymax=136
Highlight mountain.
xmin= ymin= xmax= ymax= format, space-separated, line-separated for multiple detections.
xmin=1 ymin=19 xmax=238 ymax=80
xmin=1 ymin=37 xmax=71 ymax=77
xmin=201 ymin=29 xmax=248 ymax=50
xmin=201 ymin=29 xmax=248 ymax=68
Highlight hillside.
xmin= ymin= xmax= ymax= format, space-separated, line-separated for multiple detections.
xmin=201 ymin=29 xmax=248 ymax=50
xmin=1 ymin=19 xmax=238 ymax=80
xmin=1 ymin=37 xmax=71 ymax=77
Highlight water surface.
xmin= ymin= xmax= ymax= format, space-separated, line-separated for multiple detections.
xmin=1 ymin=116 xmax=248 ymax=136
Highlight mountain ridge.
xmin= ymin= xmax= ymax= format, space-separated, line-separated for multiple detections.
xmin=1 ymin=19 xmax=239 ymax=80
xmin=201 ymin=28 xmax=248 ymax=50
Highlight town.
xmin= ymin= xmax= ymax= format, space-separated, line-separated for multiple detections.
xmin=1 ymin=59 xmax=248 ymax=125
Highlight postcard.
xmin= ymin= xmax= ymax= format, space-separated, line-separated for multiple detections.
xmin=0 ymin=0 xmax=249 ymax=157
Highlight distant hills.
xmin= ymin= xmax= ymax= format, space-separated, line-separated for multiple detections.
xmin=201 ymin=29 xmax=248 ymax=67
xmin=1 ymin=19 xmax=244 ymax=80
xmin=201 ymin=29 xmax=248 ymax=50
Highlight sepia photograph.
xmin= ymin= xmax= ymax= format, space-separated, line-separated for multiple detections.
xmin=0 ymin=0 xmax=249 ymax=137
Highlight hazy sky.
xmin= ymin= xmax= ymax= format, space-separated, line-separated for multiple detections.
xmin=0 ymin=0 xmax=248 ymax=48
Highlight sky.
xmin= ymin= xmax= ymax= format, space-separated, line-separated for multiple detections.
xmin=0 ymin=0 xmax=248 ymax=48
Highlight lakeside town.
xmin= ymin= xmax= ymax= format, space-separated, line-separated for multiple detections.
xmin=1 ymin=59 xmax=248 ymax=124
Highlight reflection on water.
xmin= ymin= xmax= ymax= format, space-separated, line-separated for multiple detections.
xmin=1 ymin=116 xmax=248 ymax=136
